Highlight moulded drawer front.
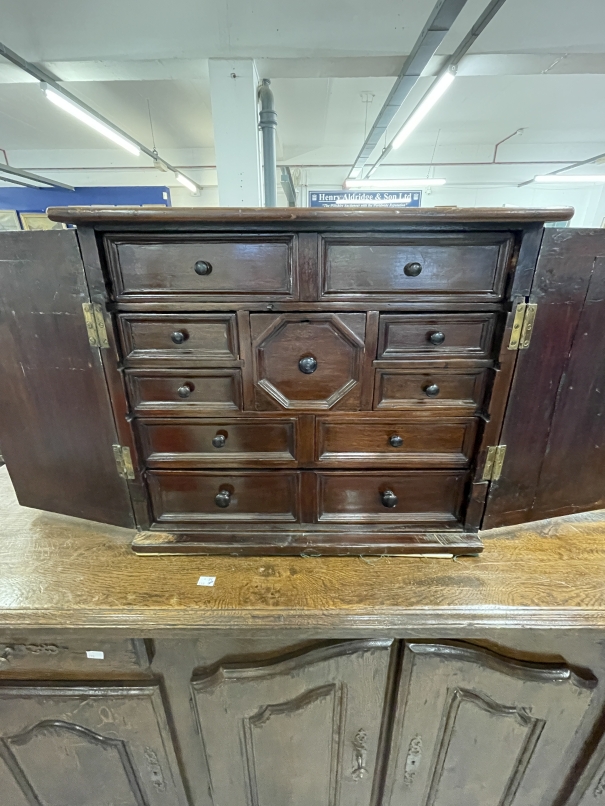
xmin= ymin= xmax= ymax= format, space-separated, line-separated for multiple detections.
xmin=316 ymin=471 xmax=467 ymax=524
xmin=321 ymin=235 xmax=513 ymax=298
xmin=148 ymin=471 xmax=300 ymax=523
xmin=118 ymin=314 xmax=239 ymax=364
xmin=126 ymin=371 xmax=242 ymax=413
xmin=377 ymin=314 xmax=498 ymax=359
xmin=109 ymin=238 xmax=294 ymax=297
xmin=316 ymin=417 xmax=477 ymax=467
xmin=139 ymin=418 xmax=298 ymax=467
xmin=374 ymin=368 xmax=489 ymax=410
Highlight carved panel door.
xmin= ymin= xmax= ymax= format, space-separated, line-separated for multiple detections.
xmin=0 ymin=683 xmax=188 ymax=806
xmin=191 ymin=639 xmax=393 ymax=806
xmin=383 ymin=641 xmax=596 ymax=806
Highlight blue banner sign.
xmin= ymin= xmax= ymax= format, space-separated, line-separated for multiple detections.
xmin=309 ymin=190 xmax=422 ymax=208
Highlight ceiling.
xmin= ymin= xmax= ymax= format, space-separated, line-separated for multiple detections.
xmin=1 ymin=0 xmax=604 ymax=219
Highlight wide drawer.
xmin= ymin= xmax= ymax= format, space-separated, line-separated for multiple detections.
xmin=118 ymin=314 xmax=239 ymax=365
xmin=315 ymin=416 xmax=478 ymax=467
xmin=106 ymin=236 xmax=295 ymax=298
xmin=374 ymin=367 xmax=490 ymax=410
xmin=377 ymin=313 xmax=498 ymax=359
xmin=316 ymin=470 xmax=467 ymax=524
xmin=126 ymin=370 xmax=242 ymax=413
xmin=139 ymin=418 xmax=298 ymax=467
xmin=147 ymin=471 xmax=300 ymax=523
xmin=320 ymin=233 xmax=513 ymax=300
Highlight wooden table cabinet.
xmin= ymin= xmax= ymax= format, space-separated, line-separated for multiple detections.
xmin=1 ymin=207 xmax=604 ymax=557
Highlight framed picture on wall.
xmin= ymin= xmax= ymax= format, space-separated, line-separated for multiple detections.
xmin=19 ymin=213 xmax=66 ymax=231
xmin=0 ymin=210 xmax=21 ymax=231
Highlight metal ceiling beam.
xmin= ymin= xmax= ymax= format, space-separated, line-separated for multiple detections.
xmin=0 ymin=40 xmax=200 ymax=190
xmin=518 ymin=148 xmax=605 ymax=187
xmin=347 ymin=0 xmax=470 ymax=179
xmin=366 ymin=0 xmax=510 ymax=177
xmin=0 ymin=164 xmax=74 ymax=190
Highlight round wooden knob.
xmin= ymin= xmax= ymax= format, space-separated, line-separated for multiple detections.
xmin=177 ymin=384 xmax=192 ymax=399
xmin=424 ymin=383 xmax=440 ymax=397
xmin=299 ymin=356 xmax=318 ymax=374
xmin=381 ymin=490 xmax=398 ymax=508
xmin=212 ymin=434 xmax=227 ymax=448
xmin=215 ymin=490 xmax=231 ymax=508
xmin=429 ymin=331 xmax=445 ymax=345
xmin=171 ymin=331 xmax=187 ymax=344
xmin=404 ymin=261 xmax=422 ymax=277
xmin=194 ymin=260 xmax=213 ymax=276
xmin=389 ymin=435 xmax=403 ymax=448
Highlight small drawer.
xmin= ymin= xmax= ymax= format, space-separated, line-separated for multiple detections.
xmin=106 ymin=236 xmax=295 ymax=299
xmin=374 ymin=367 xmax=489 ymax=410
xmin=118 ymin=314 xmax=239 ymax=366
xmin=315 ymin=470 xmax=467 ymax=525
xmin=377 ymin=314 xmax=498 ymax=359
xmin=148 ymin=471 xmax=300 ymax=523
xmin=320 ymin=233 xmax=513 ymax=300
xmin=138 ymin=418 xmax=298 ymax=468
xmin=315 ymin=416 xmax=477 ymax=467
xmin=126 ymin=370 xmax=242 ymax=414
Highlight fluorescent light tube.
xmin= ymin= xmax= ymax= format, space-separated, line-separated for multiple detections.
xmin=176 ymin=173 xmax=197 ymax=193
xmin=534 ymin=175 xmax=605 ymax=183
xmin=392 ymin=70 xmax=456 ymax=150
xmin=42 ymin=84 xmax=140 ymax=156
xmin=344 ymin=179 xmax=446 ymax=189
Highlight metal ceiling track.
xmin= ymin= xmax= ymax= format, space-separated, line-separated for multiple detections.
xmin=0 ymin=163 xmax=74 ymax=190
xmin=347 ymin=0 xmax=470 ymax=179
xmin=0 ymin=40 xmax=199 ymax=189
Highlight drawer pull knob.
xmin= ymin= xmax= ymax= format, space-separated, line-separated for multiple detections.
xmin=171 ymin=331 xmax=187 ymax=345
xmin=194 ymin=260 xmax=213 ymax=276
xmin=215 ymin=489 xmax=231 ymax=508
xmin=381 ymin=490 xmax=398 ymax=508
xmin=177 ymin=384 xmax=192 ymax=399
xmin=429 ymin=331 xmax=445 ymax=345
xmin=389 ymin=435 xmax=403 ymax=448
xmin=212 ymin=434 xmax=227 ymax=448
xmin=299 ymin=355 xmax=318 ymax=374
xmin=404 ymin=261 xmax=423 ymax=277
xmin=424 ymin=383 xmax=440 ymax=397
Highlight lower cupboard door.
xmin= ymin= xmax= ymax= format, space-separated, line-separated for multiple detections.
xmin=0 ymin=683 xmax=188 ymax=806
xmin=191 ymin=639 xmax=394 ymax=806
xmin=383 ymin=642 xmax=597 ymax=806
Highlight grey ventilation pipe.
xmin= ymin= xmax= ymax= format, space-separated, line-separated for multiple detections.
xmin=258 ymin=78 xmax=277 ymax=207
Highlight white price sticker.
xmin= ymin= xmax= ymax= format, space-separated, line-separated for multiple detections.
xmin=197 ymin=576 xmax=216 ymax=587
xmin=86 ymin=650 xmax=105 ymax=660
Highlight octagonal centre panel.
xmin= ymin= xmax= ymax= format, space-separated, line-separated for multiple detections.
xmin=252 ymin=314 xmax=365 ymax=410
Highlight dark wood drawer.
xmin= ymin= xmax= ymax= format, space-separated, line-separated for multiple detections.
xmin=118 ymin=314 xmax=239 ymax=366
xmin=126 ymin=370 xmax=242 ymax=413
xmin=374 ymin=366 xmax=489 ymax=410
xmin=106 ymin=235 xmax=295 ymax=299
xmin=315 ymin=416 xmax=477 ymax=467
xmin=315 ymin=470 xmax=467 ymax=524
xmin=377 ymin=313 xmax=498 ymax=359
xmin=139 ymin=418 xmax=298 ymax=468
xmin=148 ymin=471 xmax=300 ymax=523
xmin=252 ymin=313 xmax=366 ymax=411
xmin=320 ymin=233 xmax=513 ymax=300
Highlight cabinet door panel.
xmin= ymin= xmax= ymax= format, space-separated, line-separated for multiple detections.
xmin=0 ymin=683 xmax=187 ymax=806
xmin=384 ymin=642 xmax=596 ymax=806
xmin=191 ymin=640 xmax=393 ymax=806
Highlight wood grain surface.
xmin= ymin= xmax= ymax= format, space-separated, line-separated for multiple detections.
xmin=1 ymin=467 xmax=605 ymax=631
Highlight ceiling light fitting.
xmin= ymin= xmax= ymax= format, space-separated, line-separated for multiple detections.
xmin=392 ymin=69 xmax=456 ymax=151
xmin=534 ymin=175 xmax=605 ymax=184
xmin=344 ymin=179 xmax=446 ymax=189
xmin=175 ymin=173 xmax=198 ymax=193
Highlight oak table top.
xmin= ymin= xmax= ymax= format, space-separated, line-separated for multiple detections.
xmin=0 ymin=466 xmax=603 ymax=633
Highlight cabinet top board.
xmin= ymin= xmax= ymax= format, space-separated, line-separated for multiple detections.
xmin=46 ymin=205 xmax=575 ymax=227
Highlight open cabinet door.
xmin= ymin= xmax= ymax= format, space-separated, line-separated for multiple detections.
xmin=483 ymin=228 xmax=605 ymax=529
xmin=0 ymin=230 xmax=135 ymax=528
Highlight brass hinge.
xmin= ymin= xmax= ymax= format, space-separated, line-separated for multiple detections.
xmin=482 ymin=445 xmax=507 ymax=482
xmin=508 ymin=301 xmax=537 ymax=351
xmin=82 ymin=302 xmax=109 ymax=349
xmin=113 ymin=445 xmax=135 ymax=480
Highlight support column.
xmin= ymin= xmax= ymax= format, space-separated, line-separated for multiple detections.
xmin=208 ymin=59 xmax=263 ymax=207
